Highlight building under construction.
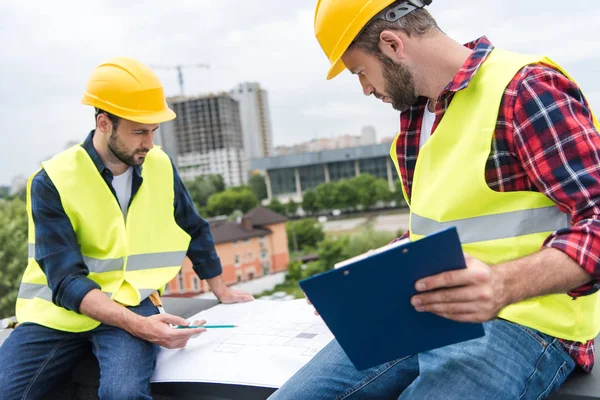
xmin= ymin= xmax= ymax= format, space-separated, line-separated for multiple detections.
xmin=159 ymin=93 xmax=248 ymax=187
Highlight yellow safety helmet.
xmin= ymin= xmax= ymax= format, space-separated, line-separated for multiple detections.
xmin=314 ymin=0 xmax=432 ymax=80
xmin=81 ymin=57 xmax=176 ymax=124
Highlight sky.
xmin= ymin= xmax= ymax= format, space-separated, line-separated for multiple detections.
xmin=0 ymin=0 xmax=599 ymax=186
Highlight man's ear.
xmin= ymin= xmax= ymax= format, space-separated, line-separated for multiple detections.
xmin=96 ymin=114 xmax=111 ymax=134
xmin=379 ymin=30 xmax=405 ymax=62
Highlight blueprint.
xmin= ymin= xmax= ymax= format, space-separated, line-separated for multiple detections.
xmin=151 ymin=299 xmax=334 ymax=388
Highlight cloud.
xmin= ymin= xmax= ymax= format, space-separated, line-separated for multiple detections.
xmin=0 ymin=0 xmax=599 ymax=185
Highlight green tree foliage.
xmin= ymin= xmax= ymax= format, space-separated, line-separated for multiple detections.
xmin=334 ymin=179 xmax=359 ymax=210
xmin=0 ymin=186 xmax=10 ymax=199
xmin=268 ymin=199 xmax=286 ymax=215
xmin=349 ymin=174 xmax=378 ymax=209
xmin=206 ymin=188 xmax=258 ymax=216
xmin=347 ymin=230 xmax=395 ymax=255
xmin=285 ymin=200 xmax=298 ymax=217
xmin=248 ymin=174 xmax=267 ymax=201
xmin=317 ymin=236 xmax=350 ymax=270
xmin=394 ymin=179 xmax=408 ymax=208
xmin=0 ymin=198 xmax=28 ymax=317
xmin=302 ymin=190 xmax=319 ymax=214
xmin=183 ymin=174 xmax=226 ymax=210
xmin=299 ymin=230 xmax=395 ymax=280
xmin=374 ymin=179 xmax=393 ymax=203
xmin=286 ymin=219 xmax=325 ymax=252
xmin=315 ymin=182 xmax=338 ymax=211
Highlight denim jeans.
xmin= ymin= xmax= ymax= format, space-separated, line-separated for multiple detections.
xmin=0 ymin=298 xmax=160 ymax=400
xmin=269 ymin=319 xmax=576 ymax=400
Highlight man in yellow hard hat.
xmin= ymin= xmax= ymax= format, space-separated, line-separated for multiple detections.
xmin=270 ymin=1 xmax=600 ymax=399
xmin=0 ymin=57 xmax=253 ymax=399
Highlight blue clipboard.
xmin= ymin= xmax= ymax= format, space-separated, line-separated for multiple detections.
xmin=299 ymin=227 xmax=485 ymax=370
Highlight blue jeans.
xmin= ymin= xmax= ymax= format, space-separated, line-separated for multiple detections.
xmin=0 ymin=298 xmax=159 ymax=400
xmin=269 ymin=319 xmax=576 ymax=400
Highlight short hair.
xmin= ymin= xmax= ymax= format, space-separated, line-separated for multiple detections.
xmin=350 ymin=1 xmax=441 ymax=56
xmin=95 ymin=108 xmax=120 ymax=129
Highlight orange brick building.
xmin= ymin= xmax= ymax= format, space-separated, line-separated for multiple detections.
xmin=163 ymin=207 xmax=290 ymax=297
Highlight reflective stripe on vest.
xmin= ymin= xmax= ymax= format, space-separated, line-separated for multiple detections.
xmin=18 ymin=283 xmax=113 ymax=302
xmin=28 ymin=244 xmax=187 ymax=273
xmin=412 ymin=206 xmax=569 ymax=244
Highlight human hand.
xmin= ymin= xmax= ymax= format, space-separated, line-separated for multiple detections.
xmin=305 ymin=295 xmax=319 ymax=316
xmin=215 ymin=287 xmax=254 ymax=304
xmin=132 ymin=314 xmax=207 ymax=349
xmin=410 ymin=253 xmax=506 ymax=323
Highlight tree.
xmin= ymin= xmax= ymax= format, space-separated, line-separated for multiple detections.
xmin=334 ymin=179 xmax=359 ymax=210
xmin=347 ymin=229 xmax=395 ymax=256
xmin=0 ymin=198 xmax=28 ymax=318
xmin=286 ymin=219 xmax=325 ymax=252
xmin=206 ymin=188 xmax=258 ymax=216
xmin=315 ymin=182 xmax=338 ymax=211
xmin=184 ymin=175 xmax=226 ymax=210
xmin=394 ymin=179 xmax=408 ymax=208
xmin=285 ymin=200 xmax=298 ymax=217
xmin=249 ymin=174 xmax=267 ymax=201
xmin=374 ymin=178 xmax=393 ymax=203
xmin=302 ymin=190 xmax=319 ymax=215
xmin=317 ymin=236 xmax=350 ymax=270
xmin=350 ymin=174 xmax=378 ymax=210
xmin=268 ymin=199 xmax=286 ymax=215
xmin=207 ymin=174 xmax=225 ymax=193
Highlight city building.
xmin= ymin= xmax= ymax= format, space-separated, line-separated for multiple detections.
xmin=273 ymin=127 xmax=378 ymax=156
xmin=163 ymin=207 xmax=290 ymax=297
xmin=361 ymin=126 xmax=377 ymax=145
xmin=252 ymin=143 xmax=396 ymax=204
xmin=159 ymin=93 xmax=247 ymax=187
xmin=229 ymin=82 xmax=273 ymax=161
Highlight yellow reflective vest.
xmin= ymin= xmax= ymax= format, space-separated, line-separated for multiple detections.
xmin=16 ymin=145 xmax=191 ymax=332
xmin=390 ymin=48 xmax=600 ymax=342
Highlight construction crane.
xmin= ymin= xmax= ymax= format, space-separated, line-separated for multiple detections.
xmin=150 ymin=63 xmax=210 ymax=96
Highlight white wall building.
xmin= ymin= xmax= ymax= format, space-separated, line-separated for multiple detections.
xmin=229 ymin=82 xmax=273 ymax=163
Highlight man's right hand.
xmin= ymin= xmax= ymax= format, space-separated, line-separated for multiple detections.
xmin=131 ymin=314 xmax=207 ymax=349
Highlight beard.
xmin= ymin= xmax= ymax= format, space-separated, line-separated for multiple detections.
xmin=108 ymin=130 xmax=149 ymax=167
xmin=377 ymin=54 xmax=419 ymax=112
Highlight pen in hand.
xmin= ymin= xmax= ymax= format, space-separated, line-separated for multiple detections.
xmin=176 ymin=325 xmax=237 ymax=329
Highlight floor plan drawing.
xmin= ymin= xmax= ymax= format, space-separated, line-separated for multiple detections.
xmin=151 ymin=299 xmax=334 ymax=388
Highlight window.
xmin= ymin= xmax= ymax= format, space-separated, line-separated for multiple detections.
xmin=235 ymin=255 xmax=240 ymax=267
xmin=261 ymin=249 xmax=268 ymax=259
xmin=298 ymin=165 xmax=326 ymax=191
xmin=193 ymin=276 xmax=200 ymax=292
xmin=358 ymin=157 xmax=389 ymax=180
xmin=270 ymin=168 xmax=296 ymax=196
xmin=178 ymin=272 xmax=185 ymax=293
xmin=163 ymin=284 xmax=170 ymax=295
xmin=262 ymin=261 xmax=271 ymax=276
xmin=237 ymin=272 xmax=242 ymax=283
xmin=328 ymin=161 xmax=356 ymax=181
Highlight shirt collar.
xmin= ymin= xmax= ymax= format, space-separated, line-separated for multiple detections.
xmin=82 ymin=130 xmax=143 ymax=178
xmin=443 ymin=36 xmax=495 ymax=93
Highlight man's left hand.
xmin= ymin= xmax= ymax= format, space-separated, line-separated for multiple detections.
xmin=410 ymin=253 xmax=507 ymax=323
xmin=216 ymin=287 xmax=255 ymax=304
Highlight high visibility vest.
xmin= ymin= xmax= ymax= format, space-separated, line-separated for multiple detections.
xmin=390 ymin=48 xmax=600 ymax=342
xmin=16 ymin=145 xmax=191 ymax=332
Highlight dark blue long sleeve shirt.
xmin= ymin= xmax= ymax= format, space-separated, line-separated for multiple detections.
xmin=31 ymin=131 xmax=222 ymax=313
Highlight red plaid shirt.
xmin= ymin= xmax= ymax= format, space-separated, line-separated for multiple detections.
xmin=395 ymin=37 xmax=600 ymax=372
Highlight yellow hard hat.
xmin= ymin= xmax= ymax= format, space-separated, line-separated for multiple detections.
xmin=81 ymin=57 xmax=176 ymax=124
xmin=314 ymin=0 xmax=431 ymax=80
